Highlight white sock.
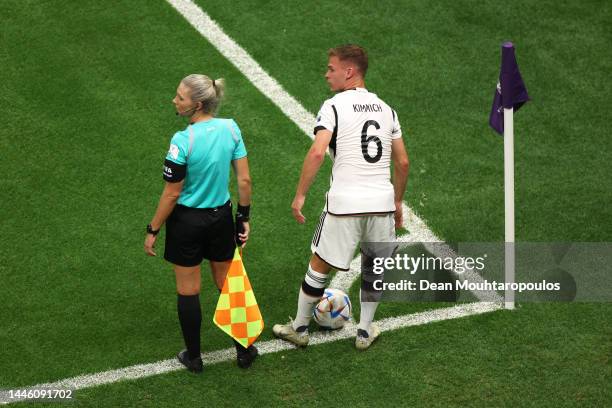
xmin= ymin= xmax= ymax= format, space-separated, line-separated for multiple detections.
xmin=358 ymin=290 xmax=379 ymax=333
xmin=292 ymin=265 xmax=328 ymax=331
xmin=292 ymin=288 xmax=319 ymax=331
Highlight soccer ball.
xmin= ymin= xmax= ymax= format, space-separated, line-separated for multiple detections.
xmin=313 ymin=288 xmax=352 ymax=329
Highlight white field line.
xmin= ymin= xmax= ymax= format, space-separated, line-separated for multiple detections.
xmin=0 ymin=1 xmax=504 ymax=404
xmin=0 ymin=302 xmax=501 ymax=405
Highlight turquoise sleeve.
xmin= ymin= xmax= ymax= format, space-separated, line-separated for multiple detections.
xmin=231 ymin=120 xmax=247 ymax=160
xmin=165 ymin=131 xmax=189 ymax=165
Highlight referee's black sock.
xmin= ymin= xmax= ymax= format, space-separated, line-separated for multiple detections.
xmin=177 ymin=294 xmax=201 ymax=360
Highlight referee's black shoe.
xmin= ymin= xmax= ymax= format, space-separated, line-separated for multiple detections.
xmin=236 ymin=344 xmax=258 ymax=369
xmin=177 ymin=350 xmax=203 ymax=373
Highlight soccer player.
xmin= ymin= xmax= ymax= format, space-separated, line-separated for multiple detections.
xmin=273 ymin=44 xmax=410 ymax=350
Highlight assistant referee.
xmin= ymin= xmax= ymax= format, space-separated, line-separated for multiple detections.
xmin=144 ymin=74 xmax=256 ymax=372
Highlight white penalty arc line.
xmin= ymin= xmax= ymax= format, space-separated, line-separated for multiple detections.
xmin=0 ymin=302 xmax=501 ymax=405
xmin=1 ymin=1 xmax=505 ymax=404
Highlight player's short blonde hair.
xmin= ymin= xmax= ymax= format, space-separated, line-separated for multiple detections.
xmin=328 ymin=44 xmax=368 ymax=77
xmin=181 ymin=74 xmax=225 ymax=114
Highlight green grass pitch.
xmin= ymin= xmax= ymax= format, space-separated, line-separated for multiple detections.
xmin=1 ymin=0 xmax=610 ymax=406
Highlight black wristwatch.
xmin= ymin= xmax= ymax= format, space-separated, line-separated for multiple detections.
xmin=146 ymin=224 xmax=160 ymax=236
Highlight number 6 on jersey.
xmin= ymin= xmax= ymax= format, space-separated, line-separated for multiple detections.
xmin=361 ymin=119 xmax=382 ymax=163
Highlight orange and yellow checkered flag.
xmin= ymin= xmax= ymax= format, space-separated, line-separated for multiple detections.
xmin=213 ymin=248 xmax=264 ymax=348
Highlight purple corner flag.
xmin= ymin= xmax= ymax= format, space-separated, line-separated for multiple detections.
xmin=489 ymin=42 xmax=530 ymax=135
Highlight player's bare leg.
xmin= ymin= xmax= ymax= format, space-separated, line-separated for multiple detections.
xmin=273 ymin=253 xmax=331 ymax=347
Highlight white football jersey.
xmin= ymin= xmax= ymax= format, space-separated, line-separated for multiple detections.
xmin=314 ymin=88 xmax=402 ymax=215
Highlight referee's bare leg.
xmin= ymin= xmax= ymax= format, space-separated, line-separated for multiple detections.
xmin=174 ymin=264 xmax=202 ymax=295
xmin=209 ymin=260 xmax=232 ymax=291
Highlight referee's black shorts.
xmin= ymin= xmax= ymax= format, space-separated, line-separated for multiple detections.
xmin=164 ymin=200 xmax=236 ymax=266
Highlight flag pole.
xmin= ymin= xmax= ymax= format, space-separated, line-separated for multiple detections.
xmin=489 ymin=41 xmax=528 ymax=309
xmin=504 ymin=107 xmax=515 ymax=310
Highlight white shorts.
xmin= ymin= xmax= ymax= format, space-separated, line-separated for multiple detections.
xmin=311 ymin=211 xmax=396 ymax=271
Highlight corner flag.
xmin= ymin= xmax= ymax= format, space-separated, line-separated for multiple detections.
xmin=489 ymin=42 xmax=529 ymax=310
xmin=213 ymin=248 xmax=264 ymax=348
xmin=489 ymin=42 xmax=530 ymax=135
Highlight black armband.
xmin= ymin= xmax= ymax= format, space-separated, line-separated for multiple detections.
xmin=236 ymin=204 xmax=250 ymax=221
xmin=163 ymin=159 xmax=186 ymax=183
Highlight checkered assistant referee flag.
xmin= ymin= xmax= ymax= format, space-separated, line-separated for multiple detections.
xmin=489 ymin=42 xmax=530 ymax=135
xmin=213 ymin=248 xmax=264 ymax=348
